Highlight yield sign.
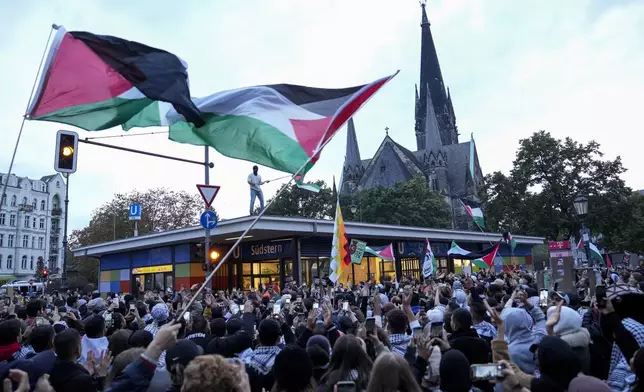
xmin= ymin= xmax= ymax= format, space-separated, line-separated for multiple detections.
xmin=196 ymin=185 xmax=221 ymax=207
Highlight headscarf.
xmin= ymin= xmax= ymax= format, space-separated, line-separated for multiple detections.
xmin=567 ymin=375 xmax=611 ymax=392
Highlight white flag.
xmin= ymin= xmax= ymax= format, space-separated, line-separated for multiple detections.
xmin=422 ymin=239 xmax=435 ymax=278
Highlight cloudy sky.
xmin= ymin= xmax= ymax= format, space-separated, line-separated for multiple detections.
xmin=1 ymin=0 xmax=643 ymax=231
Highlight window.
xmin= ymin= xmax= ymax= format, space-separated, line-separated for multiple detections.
xmin=31 ymin=236 xmax=35 ymax=248
xmin=21 ymin=197 xmax=27 ymax=206
xmin=32 ymin=199 xmax=37 ymax=209
xmin=24 ymin=215 xmax=29 ymax=228
xmin=30 ymin=256 xmax=34 ymax=270
xmin=1 ymin=194 xmax=5 ymax=205
xmin=32 ymin=218 xmax=36 ymax=228
xmin=0 ymin=234 xmax=3 ymax=247
xmin=0 ymin=213 xmax=4 ymax=225
xmin=38 ymin=237 xmax=43 ymax=249
xmin=39 ymin=218 xmax=45 ymax=229
xmin=22 ymin=235 xmax=28 ymax=248
xmin=52 ymin=200 xmax=59 ymax=209
xmin=21 ymin=256 xmax=27 ymax=270
xmin=56 ymin=181 xmax=60 ymax=188
xmin=0 ymin=255 xmax=2 ymax=269
xmin=40 ymin=200 xmax=45 ymax=210
xmin=10 ymin=195 xmax=16 ymax=206
xmin=6 ymin=255 xmax=11 ymax=269
xmin=8 ymin=235 xmax=14 ymax=248
xmin=9 ymin=214 xmax=15 ymax=227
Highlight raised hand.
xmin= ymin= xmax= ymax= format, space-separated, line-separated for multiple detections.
xmin=546 ymin=301 xmax=563 ymax=329
xmin=95 ymin=349 xmax=113 ymax=377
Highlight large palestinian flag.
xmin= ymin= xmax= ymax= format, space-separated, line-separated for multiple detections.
xmin=124 ymin=73 xmax=398 ymax=175
xmin=27 ymin=26 xmax=203 ymax=131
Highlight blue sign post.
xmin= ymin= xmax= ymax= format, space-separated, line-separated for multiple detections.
xmin=129 ymin=203 xmax=142 ymax=237
xmin=200 ymin=210 xmax=219 ymax=230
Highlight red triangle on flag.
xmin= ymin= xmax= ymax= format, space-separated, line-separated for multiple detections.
xmin=480 ymin=242 xmax=500 ymax=268
xmin=196 ymin=185 xmax=220 ymax=207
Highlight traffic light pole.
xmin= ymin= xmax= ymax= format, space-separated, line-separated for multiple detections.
xmin=204 ymin=146 xmax=212 ymax=290
xmin=61 ymin=173 xmax=70 ymax=285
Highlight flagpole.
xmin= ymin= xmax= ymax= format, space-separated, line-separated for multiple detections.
xmin=177 ymin=129 xmax=342 ymax=320
xmin=1 ymin=25 xmax=55 ymax=213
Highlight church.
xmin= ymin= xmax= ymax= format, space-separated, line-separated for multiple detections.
xmin=341 ymin=2 xmax=483 ymax=230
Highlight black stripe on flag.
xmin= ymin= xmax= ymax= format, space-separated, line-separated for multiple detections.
xmin=70 ymin=31 xmax=204 ymax=127
xmin=268 ymin=83 xmax=364 ymax=107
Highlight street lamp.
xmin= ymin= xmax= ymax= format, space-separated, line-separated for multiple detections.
xmin=573 ymin=195 xmax=588 ymax=217
xmin=573 ymin=195 xmax=593 ymax=266
xmin=349 ymin=204 xmax=362 ymax=221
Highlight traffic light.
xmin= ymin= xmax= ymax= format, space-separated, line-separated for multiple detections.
xmin=54 ymin=130 xmax=79 ymax=174
xmin=42 ymin=269 xmax=49 ymax=278
xmin=209 ymin=250 xmax=220 ymax=262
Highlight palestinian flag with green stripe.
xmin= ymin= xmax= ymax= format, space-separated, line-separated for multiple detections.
xmin=124 ymin=73 xmax=398 ymax=174
xmin=447 ymin=241 xmax=501 ymax=269
xmin=27 ymin=26 xmax=203 ymax=130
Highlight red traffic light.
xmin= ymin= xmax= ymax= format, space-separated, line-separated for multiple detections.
xmin=43 ymin=269 xmax=49 ymax=277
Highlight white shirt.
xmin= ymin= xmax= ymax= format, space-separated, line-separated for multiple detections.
xmin=248 ymin=173 xmax=262 ymax=192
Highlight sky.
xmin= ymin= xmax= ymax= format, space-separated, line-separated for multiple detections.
xmin=1 ymin=0 xmax=643 ymax=232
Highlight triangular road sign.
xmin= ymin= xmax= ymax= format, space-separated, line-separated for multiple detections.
xmin=196 ymin=185 xmax=220 ymax=207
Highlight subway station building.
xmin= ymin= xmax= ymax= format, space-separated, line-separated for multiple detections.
xmin=72 ymin=215 xmax=544 ymax=294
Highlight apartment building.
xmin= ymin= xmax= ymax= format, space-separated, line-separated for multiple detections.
xmin=0 ymin=172 xmax=67 ymax=280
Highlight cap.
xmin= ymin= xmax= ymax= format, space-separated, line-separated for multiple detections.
xmin=428 ymin=308 xmax=444 ymax=324
xmin=166 ymin=340 xmax=203 ymax=368
xmin=554 ymin=291 xmax=570 ymax=305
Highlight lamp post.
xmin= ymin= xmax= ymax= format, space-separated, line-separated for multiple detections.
xmin=573 ymin=195 xmax=593 ymax=267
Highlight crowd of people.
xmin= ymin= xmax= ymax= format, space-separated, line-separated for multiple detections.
xmin=0 ymin=268 xmax=643 ymax=392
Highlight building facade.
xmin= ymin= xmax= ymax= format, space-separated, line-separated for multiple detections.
xmin=72 ymin=215 xmax=544 ymax=294
xmin=0 ymin=173 xmax=67 ymax=281
xmin=341 ymin=3 xmax=483 ymax=230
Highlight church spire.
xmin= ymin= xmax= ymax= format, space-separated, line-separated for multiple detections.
xmin=416 ymin=1 xmax=451 ymax=149
xmin=345 ymin=118 xmax=361 ymax=167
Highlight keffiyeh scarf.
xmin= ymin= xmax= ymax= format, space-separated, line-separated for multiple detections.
xmin=389 ymin=333 xmax=412 ymax=356
xmin=241 ymin=345 xmax=282 ymax=375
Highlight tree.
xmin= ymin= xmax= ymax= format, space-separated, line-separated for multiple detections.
xmin=69 ymin=188 xmax=203 ymax=284
xmin=482 ymin=131 xmax=632 ymax=249
xmin=264 ymin=177 xmax=452 ymax=228
xmin=343 ymin=177 xmax=452 ymax=228
xmin=69 ymin=188 xmax=203 ymax=248
xmin=259 ymin=180 xmax=335 ymax=219
xmin=34 ymin=257 xmax=46 ymax=280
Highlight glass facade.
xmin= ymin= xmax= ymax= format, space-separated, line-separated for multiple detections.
xmin=241 ymin=260 xmax=280 ymax=290
xmin=338 ymin=256 xmax=395 ymax=285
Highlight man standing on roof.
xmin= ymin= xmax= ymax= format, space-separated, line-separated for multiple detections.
xmin=248 ymin=165 xmax=269 ymax=215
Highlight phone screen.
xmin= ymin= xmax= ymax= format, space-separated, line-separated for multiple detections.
xmin=412 ymin=327 xmax=423 ymax=337
xmin=342 ymin=302 xmax=349 ymax=311
xmin=471 ymin=364 xmax=503 ymax=380
xmin=183 ymin=312 xmax=191 ymax=321
xmin=365 ymin=317 xmax=376 ymax=332
xmin=313 ymin=303 xmax=319 ymax=309
xmin=336 ymin=381 xmax=356 ymax=392
xmin=273 ymin=304 xmax=281 ymax=314
xmin=539 ymin=289 xmax=549 ymax=307
xmin=430 ymin=323 xmax=443 ymax=339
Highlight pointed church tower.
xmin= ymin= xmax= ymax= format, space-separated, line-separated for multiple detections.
xmin=422 ymin=84 xmax=449 ymax=195
xmin=341 ymin=118 xmax=364 ymax=194
xmin=415 ymin=2 xmax=458 ymax=148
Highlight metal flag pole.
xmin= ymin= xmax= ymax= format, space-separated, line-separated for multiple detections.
xmin=204 ymin=146 xmax=212 ymax=290
xmin=0 ymin=25 xmax=55 ymax=213
xmin=176 ymin=70 xmax=401 ymax=319
xmin=178 ymin=137 xmax=335 ymax=319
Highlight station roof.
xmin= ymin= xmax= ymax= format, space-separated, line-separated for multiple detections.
xmin=72 ymin=214 xmax=544 ymax=257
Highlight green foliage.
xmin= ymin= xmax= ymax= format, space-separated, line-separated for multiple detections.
xmin=265 ymin=176 xmax=452 ymax=229
xmin=482 ymin=130 xmax=640 ymax=252
xmin=260 ymin=180 xmax=335 ymax=219
xmin=69 ymin=188 xmax=203 ymax=284
xmin=34 ymin=257 xmax=46 ymax=280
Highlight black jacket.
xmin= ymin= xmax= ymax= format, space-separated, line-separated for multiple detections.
xmin=48 ymin=359 xmax=103 ymax=392
xmin=449 ymin=328 xmax=492 ymax=392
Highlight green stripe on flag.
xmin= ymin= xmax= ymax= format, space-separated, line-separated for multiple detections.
xmin=169 ymin=113 xmax=312 ymax=175
xmin=473 ymin=259 xmax=489 ymax=269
